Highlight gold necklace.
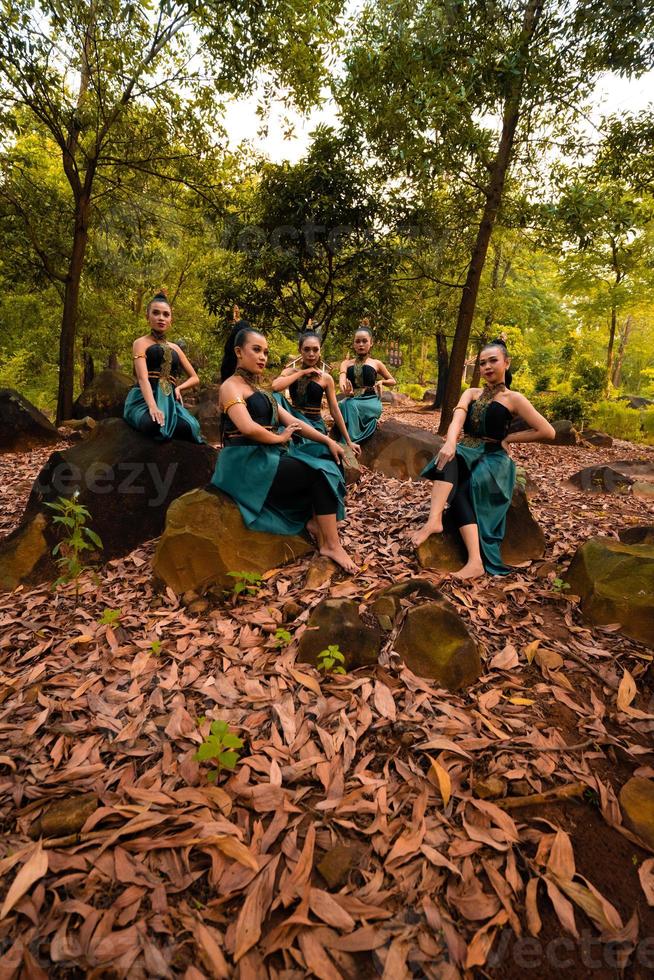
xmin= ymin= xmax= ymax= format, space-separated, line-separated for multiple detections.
xmin=234 ymin=367 xmax=279 ymax=423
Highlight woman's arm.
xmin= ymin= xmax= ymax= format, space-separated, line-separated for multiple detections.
xmin=504 ymin=394 xmax=556 ymax=444
xmin=339 ymin=359 xmax=353 ymax=395
xmin=171 ymin=345 xmax=200 ymax=398
xmin=270 ymin=366 xmax=319 ymax=392
xmin=277 ymin=403 xmax=345 ymax=462
xmin=375 ymin=361 xmax=397 ymax=386
xmin=133 ymin=341 xmax=163 ymax=423
xmin=324 ymin=376 xmax=359 ymax=452
xmin=434 ymin=389 xmax=477 ymax=469
xmin=223 ymin=399 xmax=300 ymax=445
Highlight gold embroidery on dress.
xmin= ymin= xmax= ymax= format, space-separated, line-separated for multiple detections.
xmin=157 ymin=341 xmax=174 ymax=396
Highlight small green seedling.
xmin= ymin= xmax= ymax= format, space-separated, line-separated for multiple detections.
xmin=98 ymin=608 xmax=122 ymax=626
xmin=227 ymin=570 xmax=263 ymax=598
xmin=317 ymin=644 xmax=346 ymax=675
xmin=46 ymin=493 xmax=103 ymax=599
xmin=195 ymin=720 xmax=244 ymax=782
xmin=273 ymin=627 xmax=292 ymax=648
xmin=149 ymin=638 xmax=162 ymax=656
xmin=552 ymin=577 xmax=571 ymax=593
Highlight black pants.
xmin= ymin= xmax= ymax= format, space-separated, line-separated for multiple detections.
xmin=430 ymin=455 xmax=476 ymax=528
xmin=266 ymin=456 xmax=337 ymax=516
xmin=136 ymin=414 xmax=197 ymax=442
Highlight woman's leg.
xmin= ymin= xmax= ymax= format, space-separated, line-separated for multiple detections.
xmin=410 ymin=457 xmax=458 ymax=547
xmin=448 ymin=467 xmax=485 ymax=579
xmin=172 ymin=416 xmax=196 ymax=442
xmin=454 ymin=524 xmax=485 ymax=579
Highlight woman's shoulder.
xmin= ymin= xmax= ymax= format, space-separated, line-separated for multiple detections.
xmin=132 ymin=335 xmax=152 ymax=350
xmin=219 ymin=377 xmax=243 ymax=402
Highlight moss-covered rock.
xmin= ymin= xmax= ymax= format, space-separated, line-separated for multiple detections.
xmin=619 ymin=526 xmax=654 ymax=546
xmin=395 ymin=601 xmax=481 ymax=690
xmin=296 ymin=598 xmax=381 ymax=670
xmin=153 ymin=488 xmax=311 ymax=595
xmin=619 ymin=778 xmax=654 ymax=850
xmin=359 ymin=419 xmax=443 ymax=481
xmin=0 ymin=513 xmax=49 ymax=591
xmin=370 ymin=578 xmax=442 ymax=629
xmin=566 ymin=537 xmax=654 ymax=647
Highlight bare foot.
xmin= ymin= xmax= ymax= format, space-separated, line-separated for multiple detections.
xmin=410 ymin=520 xmax=443 ymax=548
xmin=320 ymin=544 xmax=357 ymax=575
xmin=452 ymin=560 xmax=485 ymax=580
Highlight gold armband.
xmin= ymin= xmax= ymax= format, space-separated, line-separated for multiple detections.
xmin=133 ymin=352 xmax=146 ymax=360
xmin=452 ymin=406 xmax=467 ymax=413
xmin=222 ymin=397 xmax=245 ymax=412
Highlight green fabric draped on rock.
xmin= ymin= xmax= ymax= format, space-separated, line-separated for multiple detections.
xmin=339 ymin=393 xmax=382 ymax=443
xmin=273 ymin=392 xmax=328 ymax=436
xmin=124 ymin=385 xmax=203 ymax=443
xmin=211 ymin=439 xmax=346 ymax=536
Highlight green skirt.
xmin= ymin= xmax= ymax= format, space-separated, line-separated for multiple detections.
xmin=210 ymin=440 xmax=346 ymax=535
xmin=124 ymin=385 xmax=203 ymax=443
xmin=421 ymin=443 xmax=516 ymax=576
xmin=273 ymin=393 xmax=328 ymax=436
xmin=339 ymin=393 xmax=382 ymax=443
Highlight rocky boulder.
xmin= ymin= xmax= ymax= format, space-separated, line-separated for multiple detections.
xmin=619 ymin=526 xmax=654 ymax=546
xmin=0 ymin=419 xmax=217 ymax=589
xmin=296 ymin=598 xmax=381 ymax=671
xmin=566 ymin=536 xmax=654 ymax=647
xmin=0 ymin=389 xmax=59 ymax=453
xmin=621 ymin=395 xmax=654 ymax=410
xmin=417 ymin=483 xmax=545 ymax=573
xmin=359 ymin=418 xmax=443 ymax=481
xmin=185 ymin=383 xmax=221 ymax=443
xmin=395 ymin=601 xmax=481 ymax=690
xmin=509 ymin=417 xmax=579 ymax=445
xmin=153 ymin=488 xmax=311 ymax=594
xmin=72 ymin=369 xmax=134 ymax=421
xmin=619 ymin=778 xmax=654 ymax=850
xmin=582 ymin=428 xmax=613 ymax=448
xmin=370 ymin=578 xmax=441 ymax=631
xmin=568 ymin=459 xmax=654 ymax=495
xmin=422 ymin=389 xmax=437 ymax=403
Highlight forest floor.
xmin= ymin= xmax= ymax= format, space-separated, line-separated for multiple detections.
xmin=1 ymin=406 xmax=654 ymax=979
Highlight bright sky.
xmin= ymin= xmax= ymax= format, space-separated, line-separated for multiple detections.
xmin=223 ymin=70 xmax=654 ymax=164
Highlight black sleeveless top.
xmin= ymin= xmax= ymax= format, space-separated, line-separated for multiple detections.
xmin=143 ymin=343 xmax=182 ymax=389
xmin=346 ymin=363 xmax=377 ymax=393
xmin=464 ymin=399 xmax=512 ymax=441
xmin=289 ymin=378 xmax=324 ymax=415
xmin=222 ymin=391 xmax=274 ymax=445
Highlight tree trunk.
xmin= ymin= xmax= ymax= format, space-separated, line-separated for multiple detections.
xmin=56 ymin=196 xmax=91 ymax=423
xmin=81 ymin=335 xmax=94 ymax=390
xmin=611 ymin=315 xmax=632 ymax=388
xmin=471 ymin=349 xmax=482 ymax=387
xmin=431 ymin=330 xmax=449 ymax=409
xmin=606 ymin=303 xmax=617 ymax=387
xmin=107 ymin=352 xmax=119 ymax=371
xmin=438 ymin=0 xmax=543 ymax=435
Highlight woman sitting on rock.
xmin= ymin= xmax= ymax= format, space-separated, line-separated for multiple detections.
xmin=124 ymin=291 xmax=202 ymax=442
xmin=410 ymin=339 xmax=554 ymax=579
xmin=338 ymin=322 xmax=396 ymax=443
xmin=271 ymin=329 xmax=360 ymax=456
xmin=211 ymin=326 xmax=357 ymax=573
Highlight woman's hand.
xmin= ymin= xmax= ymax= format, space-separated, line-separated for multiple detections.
xmin=303 ymin=367 xmax=322 ymax=378
xmin=327 ymin=438 xmax=346 ymax=463
xmin=347 ymin=441 xmax=361 ymax=457
xmin=174 ymin=386 xmax=184 ymax=405
xmin=277 ymin=422 xmax=302 ymax=443
xmin=501 ymin=437 xmax=512 ymax=455
xmin=435 ymin=439 xmax=456 ymax=470
xmin=150 ymin=406 xmax=165 ymax=426
xmin=341 ymin=376 xmax=353 ymax=395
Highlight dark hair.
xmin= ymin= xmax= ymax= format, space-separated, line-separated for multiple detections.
xmin=220 ymin=321 xmax=263 ymax=381
xmin=481 ymin=338 xmax=512 ymax=388
xmin=298 ymin=330 xmax=321 ymax=350
xmin=354 ymin=326 xmax=373 ymax=339
xmin=147 ymin=291 xmax=170 ymax=313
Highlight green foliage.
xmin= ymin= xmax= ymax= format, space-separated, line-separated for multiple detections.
xmin=549 ymin=393 xmax=590 ymax=427
xmin=149 ymin=639 xmax=163 ymax=657
xmin=227 ymin=570 xmax=263 ymax=598
xmin=46 ymin=494 xmax=102 ymax=597
xmin=641 ymin=407 xmax=654 ymax=442
xmin=590 ymin=401 xmax=644 ymax=442
xmin=398 ymin=383 xmax=426 ymax=401
xmin=273 ymin=628 xmax=292 ymax=649
xmin=97 ymin=608 xmax=121 ymax=626
xmin=572 ymin=357 xmax=605 ymax=400
xmin=195 ymin=720 xmax=244 ymax=783
xmin=534 ymin=374 xmax=551 ymax=393
xmin=317 ymin=644 xmax=346 ymax=675
xmin=551 ymin=577 xmax=571 ymax=593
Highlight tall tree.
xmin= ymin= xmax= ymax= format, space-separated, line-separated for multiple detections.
xmin=0 ymin=0 xmax=343 ymax=420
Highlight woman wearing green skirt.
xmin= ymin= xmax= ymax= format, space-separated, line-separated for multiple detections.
xmin=338 ymin=324 xmax=396 ymax=443
xmin=124 ymin=291 xmax=202 ymax=442
xmin=271 ymin=329 xmax=360 ymax=457
xmin=211 ymin=326 xmax=357 ymax=574
xmin=410 ymin=340 xmax=554 ymax=579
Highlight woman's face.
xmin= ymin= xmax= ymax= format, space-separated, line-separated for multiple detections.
xmin=479 ymin=346 xmax=509 ymax=384
xmin=354 ymin=331 xmax=372 ymax=356
xmin=147 ymin=301 xmax=172 ymax=334
xmin=236 ymin=333 xmax=268 ymax=374
xmin=300 ymin=338 xmax=321 ymax=366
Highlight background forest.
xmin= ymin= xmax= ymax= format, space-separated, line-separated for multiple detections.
xmin=1 ymin=0 xmax=653 ymax=441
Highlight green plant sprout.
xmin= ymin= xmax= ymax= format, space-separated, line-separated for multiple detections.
xmin=46 ymin=493 xmax=103 ymax=599
xmin=97 ymin=608 xmax=121 ymax=626
xmin=552 ymin=577 xmax=571 ymax=593
xmin=317 ymin=644 xmax=346 ymax=675
xmin=273 ymin=627 xmax=292 ymax=648
xmin=149 ymin=639 xmax=162 ymax=656
xmin=227 ymin=570 xmax=263 ymax=598
xmin=194 ymin=720 xmax=243 ymax=782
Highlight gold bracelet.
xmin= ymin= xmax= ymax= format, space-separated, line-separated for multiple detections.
xmin=452 ymin=405 xmax=467 ymax=413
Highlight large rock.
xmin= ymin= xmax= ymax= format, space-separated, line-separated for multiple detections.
xmin=370 ymin=578 xmax=441 ymax=630
xmin=621 ymin=395 xmax=654 ymax=410
xmin=380 ymin=390 xmax=415 ymax=408
xmin=296 ymin=598 xmax=381 ymax=671
xmin=153 ymin=488 xmax=311 ymax=594
xmin=620 ymin=526 xmax=654 ymax=546
xmin=619 ymin=778 xmax=654 ymax=850
xmin=72 ymin=369 xmax=134 ymax=421
xmin=582 ymin=428 xmax=613 ymax=448
xmin=0 ymin=389 xmax=59 ymax=453
xmin=0 ymin=419 xmax=217 ymax=589
xmin=509 ymin=417 xmax=579 ymax=445
xmin=359 ymin=418 xmax=443 ymax=481
xmin=395 ymin=601 xmax=481 ymax=690
xmin=417 ymin=484 xmax=545 ymax=572
xmin=568 ymin=459 xmax=654 ymax=494
xmin=185 ymin=383 xmax=221 ymax=443
xmin=566 ymin=537 xmax=654 ymax=647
